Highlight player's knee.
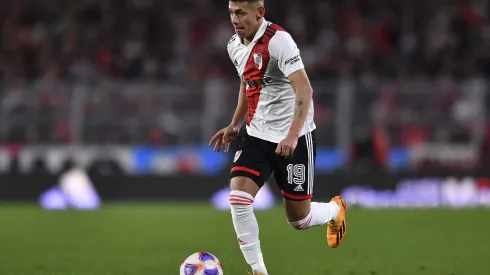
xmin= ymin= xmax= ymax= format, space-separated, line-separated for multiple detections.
xmin=230 ymin=176 xmax=260 ymax=197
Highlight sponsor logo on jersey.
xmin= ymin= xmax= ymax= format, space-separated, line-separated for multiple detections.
xmin=263 ymin=77 xmax=274 ymax=84
xmin=285 ymin=55 xmax=300 ymax=66
xmin=245 ymin=77 xmax=275 ymax=88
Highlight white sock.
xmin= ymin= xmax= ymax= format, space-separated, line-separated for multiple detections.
xmin=229 ymin=190 xmax=268 ymax=275
xmin=288 ymin=202 xmax=340 ymax=229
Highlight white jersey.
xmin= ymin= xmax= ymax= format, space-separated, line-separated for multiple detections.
xmin=227 ymin=19 xmax=316 ymax=144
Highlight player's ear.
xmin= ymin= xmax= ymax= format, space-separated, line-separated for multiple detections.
xmin=256 ymin=6 xmax=265 ymax=20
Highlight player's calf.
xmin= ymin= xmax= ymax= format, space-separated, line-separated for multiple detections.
xmin=284 ymin=198 xmax=311 ymax=230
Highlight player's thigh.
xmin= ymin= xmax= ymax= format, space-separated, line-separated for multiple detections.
xmin=230 ymin=135 xmax=272 ymax=197
xmin=273 ymin=131 xmax=316 ymax=220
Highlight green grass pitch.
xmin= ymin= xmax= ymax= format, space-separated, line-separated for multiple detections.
xmin=0 ymin=204 xmax=488 ymax=275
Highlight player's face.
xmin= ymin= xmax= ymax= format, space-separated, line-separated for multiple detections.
xmin=229 ymin=1 xmax=264 ymax=39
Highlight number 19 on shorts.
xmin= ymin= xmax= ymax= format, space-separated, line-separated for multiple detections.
xmin=287 ymin=164 xmax=306 ymax=185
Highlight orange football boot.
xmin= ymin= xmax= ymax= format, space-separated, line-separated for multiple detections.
xmin=327 ymin=196 xmax=347 ymax=248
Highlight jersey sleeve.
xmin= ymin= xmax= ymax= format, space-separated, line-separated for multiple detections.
xmin=227 ymin=35 xmax=237 ymax=60
xmin=227 ymin=35 xmax=240 ymax=75
xmin=269 ymin=31 xmax=305 ymax=77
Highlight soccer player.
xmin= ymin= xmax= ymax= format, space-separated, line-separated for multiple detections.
xmin=209 ymin=1 xmax=347 ymax=274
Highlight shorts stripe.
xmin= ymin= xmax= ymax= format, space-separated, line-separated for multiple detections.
xmin=231 ymin=166 xmax=261 ymax=177
xmin=281 ymin=189 xmax=313 ymax=200
xmin=305 ymin=132 xmax=314 ymax=195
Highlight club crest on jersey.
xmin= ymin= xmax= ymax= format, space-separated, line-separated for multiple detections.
xmin=234 ymin=150 xmax=242 ymax=163
xmin=253 ymin=53 xmax=263 ymax=70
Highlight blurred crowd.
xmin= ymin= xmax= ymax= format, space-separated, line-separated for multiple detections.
xmin=1 ymin=0 xmax=490 ymax=81
xmin=1 ymin=0 xmax=490 ymax=149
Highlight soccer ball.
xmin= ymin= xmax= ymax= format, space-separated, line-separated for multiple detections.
xmin=180 ymin=252 xmax=223 ymax=275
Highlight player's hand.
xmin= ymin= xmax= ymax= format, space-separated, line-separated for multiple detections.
xmin=275 ymin=134 xmax=298 ymax=158
xmin=209 ymin=124 xmax=240 ymax=153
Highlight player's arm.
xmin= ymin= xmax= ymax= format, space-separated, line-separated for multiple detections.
xmin=287 ymin=69 xmax=312 ymax=138
xmin=229 ymin=80 xmax=248 ymax=128
xmin=269 ymin=31 xmax=310 ymax=138
xmin=210 ymin=80 xmax=247 ymax=151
